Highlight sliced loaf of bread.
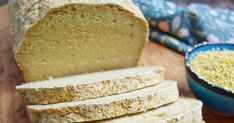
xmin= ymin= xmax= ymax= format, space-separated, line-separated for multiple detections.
xmin=27 ymin=80 xmax=179 ymax=123
xmin=95 ymin=98 xmax=203 ymax=123
xmin=9 ymin=0 xmax=149 ymax=82
xmin=16 ymin=66 xmax=164 ymax=104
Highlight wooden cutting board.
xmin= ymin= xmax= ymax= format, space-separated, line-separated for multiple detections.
xmin=0 ymin=4 xmax=234 ymax=123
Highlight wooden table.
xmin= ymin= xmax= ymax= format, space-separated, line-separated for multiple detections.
xmin=0 ymin=5 xmax=234 ymax=123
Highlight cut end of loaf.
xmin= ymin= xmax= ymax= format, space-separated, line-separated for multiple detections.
xmin=15 ymin=3 xmax=148 ymax=82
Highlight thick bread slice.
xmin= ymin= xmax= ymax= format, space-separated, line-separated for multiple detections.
xmin=95 ymin=98 xmax=203 ymax=123
xmin=16 ymin=66 xmax=164 ymax=104
xmin=9 ymin=0 xmax=149 ymax=82
xmin=27 ymin=80 xmax=179 ymax=123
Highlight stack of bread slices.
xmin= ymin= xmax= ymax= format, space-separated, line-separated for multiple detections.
xmin=10 ymin=0 xmax=204 ymax=122
xmin=16 ymin=66 xmax=203 ymax=123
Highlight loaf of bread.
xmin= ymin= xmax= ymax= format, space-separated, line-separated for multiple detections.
xmin=8 ymin=0 xmax=149 ymax=82
xmin=16 ymin=66 xmax=164 ymax=104
xmin=27 ymin=80 xmax=178 ymax=123
xmin=94 ymin=98 xmax=203 ymax=123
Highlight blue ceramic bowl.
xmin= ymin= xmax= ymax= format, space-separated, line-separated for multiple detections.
xmin=185 ymin=43 xmax=234 ymax=116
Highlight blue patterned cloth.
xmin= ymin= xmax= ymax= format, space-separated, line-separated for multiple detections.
xmin=133 ymin=0 xmax=234 ymax=54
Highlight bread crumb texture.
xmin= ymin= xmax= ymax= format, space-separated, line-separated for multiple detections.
xmin=9 ymin=0 xmax=149 ymax=82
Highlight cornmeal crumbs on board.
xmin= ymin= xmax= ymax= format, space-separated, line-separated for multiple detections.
xmin=190 ymin=50 xmax=234 ymax=92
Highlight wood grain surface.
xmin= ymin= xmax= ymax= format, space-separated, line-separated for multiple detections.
xmin=0 ymin=5 xmax=234 ymax=123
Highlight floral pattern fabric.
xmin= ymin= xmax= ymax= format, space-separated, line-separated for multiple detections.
xmin=133 ymin=0 xmax=234 ymax=53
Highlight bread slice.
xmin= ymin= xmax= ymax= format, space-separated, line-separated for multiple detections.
xmin=16 ymin=66 xmax=164 ymax=104
xmin=94 ymin=98 xmax=203 ymax=123
xmin=9 ymin=0 xmax=149 ymax=82
xmin=27 ymin=80 xmax=178 ymax=123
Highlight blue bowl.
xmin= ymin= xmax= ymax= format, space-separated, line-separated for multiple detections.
xmin=185 ymin=43 xmax=234 ymax=116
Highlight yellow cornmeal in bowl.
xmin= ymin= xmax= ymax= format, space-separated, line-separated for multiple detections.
xmin=190 ymin=50 xmax=234 ymax=92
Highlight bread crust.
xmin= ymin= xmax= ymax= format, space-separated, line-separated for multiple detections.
xmin=27 ymin=81 xmax=178 ymax=123
xmin=95 ymin=98 xmax=203 ymax=123
xmin=17 ymin=67 xmax=164 ymax=104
